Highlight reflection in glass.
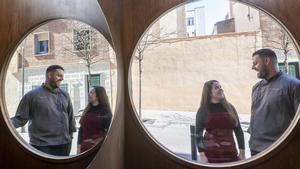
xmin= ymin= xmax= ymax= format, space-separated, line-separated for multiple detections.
xmin=77 ymin=86 xmax=112 ymax=154
xmin=11 ymin=65 xmax=76 ymax=156
xmin=5 ymin=19 xmax=117 ymax=156
xmin=130 ymin=0 xmax=299 ymax=163
xmin=196 ymin=80 xmax=245 ymax=163
xmin=248 ymin=48 xmax=300 ymax=156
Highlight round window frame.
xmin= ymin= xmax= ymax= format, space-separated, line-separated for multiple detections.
xmin=127 ymin=0 xmax=300 ymax=168
xmin=0 ymin=17 xmax=117 ymax=163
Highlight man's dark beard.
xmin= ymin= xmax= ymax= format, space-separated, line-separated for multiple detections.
xmin=50 ymin=80 xmax=62 ymax=89
xmin=258 ymin=65 xmax=268 ymax=79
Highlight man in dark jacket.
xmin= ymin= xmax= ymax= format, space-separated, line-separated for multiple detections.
xmin=11 ymin=65 xmax=76 ymax=156
xmin=249 ymin=48 xmax=300 ymax=156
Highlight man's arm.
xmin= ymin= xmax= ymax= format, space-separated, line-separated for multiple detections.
xmin=10 ymin=94 xmax=30 ymax=128
xmin=292 ymin=81 xmax=300 ymax=116
xmin=67 ymin=95 xmax=76 ymax=134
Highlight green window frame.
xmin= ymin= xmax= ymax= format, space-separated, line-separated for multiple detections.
xmin=279 ymin=62 xmax=299 ymax=79
xmin=89 ymin=74 xmax=101 ymax=87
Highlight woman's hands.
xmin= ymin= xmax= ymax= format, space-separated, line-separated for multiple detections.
xmin=77 ymin=137 xmax=105 ymax=154
xmin=199 ymin=152 xmax=208 ymax=163
xmin=238 ymin=149 xmax=245 ymax=160
xmin=199 ymin=149 xmax=245 ymax=162
xmin=77 ymin=144 xmax=81 ymax=154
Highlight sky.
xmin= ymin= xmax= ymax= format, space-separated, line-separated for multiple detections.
xmin=186 ymin=0 xmax=230 ymax=34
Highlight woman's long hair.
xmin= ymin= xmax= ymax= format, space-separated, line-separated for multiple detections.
xmin=198 ymin=80 xmax=238 ymax=125
xmin=82 ymin=86 xmax=112 ymax=116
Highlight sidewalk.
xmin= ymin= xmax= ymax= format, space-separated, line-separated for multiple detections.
xmin=142 ymin=110 xmax=251 ymax=160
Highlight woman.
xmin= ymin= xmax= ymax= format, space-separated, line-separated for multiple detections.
xmin=195 ymin=80 xmax=245 ymax=163
xmin=77 ymin=86 xmax=112 ymax=153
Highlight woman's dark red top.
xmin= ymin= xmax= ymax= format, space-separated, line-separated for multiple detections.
xmin=78 ymin=105 xmax=112 ymax=152
xmin=196 ymin=103 xmax=244 ymax=163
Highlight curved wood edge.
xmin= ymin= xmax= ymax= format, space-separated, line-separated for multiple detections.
xmin=121 ymin=0 xmax=300 ymax=168
xmin=88 ymin=0 xmax=125 ymax=168
xmin=0 ymin=0 xmax=113 ymax=168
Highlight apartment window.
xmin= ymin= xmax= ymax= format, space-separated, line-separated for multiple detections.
xmin=90 ymin=74 xmax=101 ymax=87
xmin=279 ymin=62 xmax=300 ymax=79
xmin=86 ymin=74 xmax=101 ymax=92
xmin=187 ymin=17 xmax=194 ymax=26
xmin=34 ymin=32 xmax=50 ymax=55
xmin=73 ymin=29 xmax=90 ymax=51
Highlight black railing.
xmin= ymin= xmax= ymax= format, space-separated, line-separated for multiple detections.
xmin=190 ymin=125 xmax=197 ymax=161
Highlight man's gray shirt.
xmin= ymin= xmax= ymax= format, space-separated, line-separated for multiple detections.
xmin=249 ymin=73 xmax=300 ymax=152
xmin=11 ymin=84 xmax=76 ymax=146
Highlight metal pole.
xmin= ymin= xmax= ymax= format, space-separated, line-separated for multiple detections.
xmin=190 ymin=125 xmax=197 ymax=160
xmin=108 ymin=47 xmax=114 ymax=109
xmin=21 ymin=46 xmax=25 ymax=133
xmin=138 ymin=52 xmax=142 ymax=118
xmin=109 ymin=61 xmax=113 ymax=109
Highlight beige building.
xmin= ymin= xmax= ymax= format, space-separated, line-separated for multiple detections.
xmin=131 ymin=31 xmax=261 ymax=115
xmin=149 ymin=6 xmax=186 ymax=38
xmin=131 ymin=1 xmax=299 ymax=116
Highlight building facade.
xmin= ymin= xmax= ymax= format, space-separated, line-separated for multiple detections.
xmin=5 ymin=19 xmax=117 ymax=117
xmin=131 ymin=0 xmax=299 ymax=116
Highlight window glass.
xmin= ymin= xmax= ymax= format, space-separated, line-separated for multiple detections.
xmin=130 ymin=0 xmax=299 ymax=164
xmin=90 ymin=74 xmax=101 ymax=87
xmin=5 ymin=19 xmax=117 ymax=157
xmin=34 ymin=32 xmax=49 ymax=55
xmin=74 ymin=29 xmax=90 ymax=51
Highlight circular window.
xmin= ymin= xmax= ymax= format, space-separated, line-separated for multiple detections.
xmin=129 ymin=0 xmax=300 ymax=165
xmin=4 ymin=19 xmax=117 ymax=158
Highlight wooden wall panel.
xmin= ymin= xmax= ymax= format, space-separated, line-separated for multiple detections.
xmin=1 ymin=0 xmax=300 ymax=169
xmin=88 ymin=0 xmax=125 ymax=168
xmin=0 ymin=0 xmax=120 ymax=169
xmin=120 ymin=0 xmax=300 ymax=169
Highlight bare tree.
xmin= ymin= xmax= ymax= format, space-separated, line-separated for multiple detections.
xmin=135 ymin=28 xmax=178 ymax=118
xmin=61 ymin=21 xmax=111 ymax=87
xmin=263 ymin=29 xmax=292 ymax=73
xmin=260 ymin=14 xmax=294 ymax=74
